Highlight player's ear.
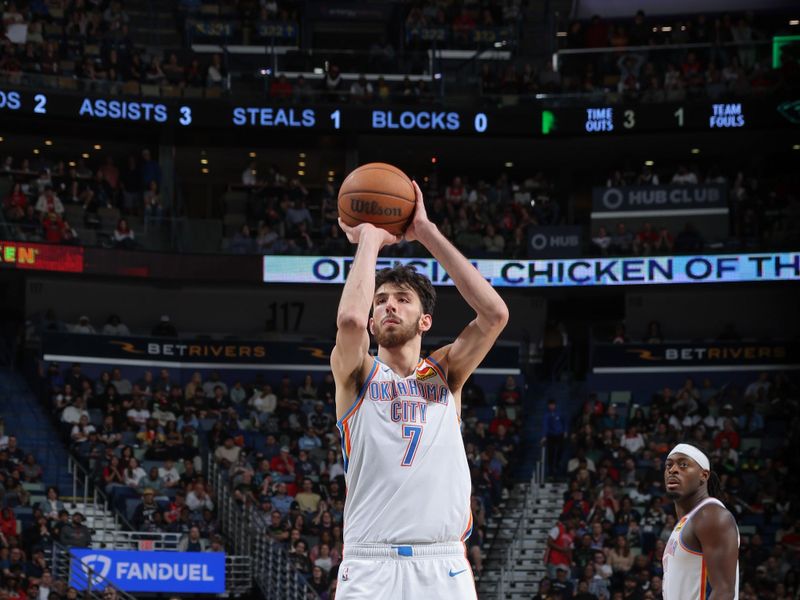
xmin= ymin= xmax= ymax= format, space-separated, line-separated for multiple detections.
xmin=419 ymin=313 xmax=432 ymax=333
xmin=368 ymin=316 xmax=375 ymax=335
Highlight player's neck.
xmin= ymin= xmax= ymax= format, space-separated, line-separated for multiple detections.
xmin=377 ymin=341 xmax=422 ymax=378
xmin=674 ymin=488 xmax=710 ymax=519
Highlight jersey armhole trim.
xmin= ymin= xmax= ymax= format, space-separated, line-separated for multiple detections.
xmin=336 ymin=358 xmax=378 ymax=428
xmin=426 ymin=354 xmax=447 ymax=381
xmin=678 ymin=528 xmax=703 ymax=555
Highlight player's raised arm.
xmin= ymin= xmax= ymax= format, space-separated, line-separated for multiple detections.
xmin=405 ymin=181 xmax=509 ymax=394
xmin=331 ymin=221 xmax=399 ymax=418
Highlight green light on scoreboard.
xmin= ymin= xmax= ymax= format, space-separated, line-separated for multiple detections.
xmin=542 ymin=110 xmax=555 ymax=135
xmin=772 ymin=35 xmax=800 ymax=68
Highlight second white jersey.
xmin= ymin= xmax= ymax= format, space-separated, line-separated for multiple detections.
xmin=662 ymin=497 xmax=739 ymax=600
xmin=337 ymin=356 xmax=473 ymax=546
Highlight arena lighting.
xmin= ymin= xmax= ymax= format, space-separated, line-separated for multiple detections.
xmin=431 ymin=156 xmax=437 ymax=164
xmin=794 ymin=144 xmax=800 ymax=150
xmin=44 ymin=139 xmax=53 ymax=146
xmin=200 ymin=158 xmax=208 ymax=164
xmin=313 ymin=67 xmax=324 ymax=74
xmin=790 ymin=19 xmax=799 ymax=26
xmin=645 ymin=160 xmax=654 ymax=166
xmin=81 ymin=153 xmax=89 ymax=158
xmin=661 ymin=26 xmax=672 ymax=32
xmin=504 ymin=161 xmax=514 ymax=167
xmin=327 ymin=170 xmax=335 ymax=176
xmin=691 ymin=148 xmax=700 ymax=154
xmin=248 ymin=151 xmax=256 ymax=158
xmin=297 ymin=170 xmax=305 ymax=176
xmin=298 ymin=161 xmax=306 ymax=167
xmin=433 ymin=73 xmax=442 ymax=80
xmin=556 ymin=31 xmax=567 ymax=37
xmin=33 ymin=149 xmax=39 ymax=154
xmin=93 ymin=144 xmax=101 ymax=150
xmin=201 ymin=168 xmax=209 ymax=174
xmin=0 ymin=136 xmax=4 ymax=142
xmin=68 ymin=161 xmax=75 ymax=167
xmin=299 ymin=152 xmax=306 ymax=158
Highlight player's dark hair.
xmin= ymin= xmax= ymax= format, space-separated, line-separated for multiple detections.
xmin=374 ymin=265 xmax=436 ymax=316
xmin=707 ymin=470 xmax=722 ymax=499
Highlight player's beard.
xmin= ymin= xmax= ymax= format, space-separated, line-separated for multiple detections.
xmin=374 ymin=318 xmax=419 ymax=348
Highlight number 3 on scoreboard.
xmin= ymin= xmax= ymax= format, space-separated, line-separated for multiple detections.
xmin=401 ymin=425 xmax=423 ymax=467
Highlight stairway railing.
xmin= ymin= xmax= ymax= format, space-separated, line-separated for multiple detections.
xmin=209 ymin=454 xmax=318 ymax=600
xmin=49 ymin=542 xmax=136 ymax=600
xmin=67 ymin=454 xmax=134 ymax=531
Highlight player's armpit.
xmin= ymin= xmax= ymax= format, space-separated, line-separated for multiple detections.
xmin=694 ymin=506 xmax=738 ymax=600
xmin=435 ymin=313 xmax=508 ymax=393
xmin=331 ymin=330 xmax=371 ymax=420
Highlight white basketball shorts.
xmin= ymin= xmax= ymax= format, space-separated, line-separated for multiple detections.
xmin=335 ymin=542 xmax=478 ymax=600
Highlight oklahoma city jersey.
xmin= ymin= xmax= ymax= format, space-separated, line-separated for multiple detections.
xmin=337 ymin=355 xmax=473 ymax=546
xmin=663 ymin=497 xmax=739 ymax=600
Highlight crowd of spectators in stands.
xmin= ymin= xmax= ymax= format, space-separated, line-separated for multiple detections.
xmin=39 ymin=359 xmax=525 ymax=597
xmin=537 ymin=370 xmax=800 ymax=599
xmin=0 ymin=424 xmax=98 ymax=600
xmin=229 ymin=167 xmax=561 ymax=258
xmin=550 ymin=10 xmax=798 ymax=101
xmin=2 ymin=148 xmax=167 ymax=246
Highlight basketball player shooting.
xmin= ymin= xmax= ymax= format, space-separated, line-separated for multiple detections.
xmin=331 ymin=180 xmax=508 ymax=600
xmin=662 ymin=444 xmax=740 ymax=600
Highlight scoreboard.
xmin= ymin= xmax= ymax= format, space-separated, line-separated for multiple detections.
xmin=0 ymin=86 xmax=794 ymax=137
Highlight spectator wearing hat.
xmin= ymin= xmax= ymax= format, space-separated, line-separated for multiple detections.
xmin=72 ymin=316 xmax=96 ymax=334
xmin=270 ymin=446 xmax=296 ymax=482
xmin=152 ymin=315 xmax=177 ymax=337
xmin=59 ymin=513 xmax=92 ymax=547
xmin=132 ymin=488 xmax=160 ymax=528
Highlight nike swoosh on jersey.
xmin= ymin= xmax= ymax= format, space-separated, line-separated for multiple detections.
xmin=448 ymin=569 xmax=468 ymax=577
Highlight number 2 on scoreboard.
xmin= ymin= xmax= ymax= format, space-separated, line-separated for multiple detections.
xmin=401 ymin=425 xmax=423 ymax=467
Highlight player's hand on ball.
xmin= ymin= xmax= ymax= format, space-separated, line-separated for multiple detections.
xmin=338 ymin=219 xmax=401 ymax=247
xmin=404 ymin=180 xmax=432 ymax=243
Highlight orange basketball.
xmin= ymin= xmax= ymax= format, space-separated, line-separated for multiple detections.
xmin=338 ymin=163 xmax=416 ymax=235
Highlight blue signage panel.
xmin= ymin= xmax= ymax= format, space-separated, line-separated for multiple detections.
xmin=70 ymin=550 xmax=226 ymax=593
xmin=262 ymin=253 xmax=800 ymax=288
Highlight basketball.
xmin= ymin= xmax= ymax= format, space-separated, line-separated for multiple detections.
xmin=338 ymin=163 xmax=416 ymax=235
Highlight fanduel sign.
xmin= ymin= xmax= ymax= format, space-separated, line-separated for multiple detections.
xmin=70 ymin=550 xmax=225 ymax=593
xmin=527 ymin=226 xmax=582 ymax=258
xmin=592 ymin=184 xmax=727 ymax=216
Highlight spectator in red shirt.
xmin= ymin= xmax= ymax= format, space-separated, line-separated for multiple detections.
xmin=269 ymin=75 xmax=293 ymax=100
xmin=41 ymin=211 xmax=65 ymax=243
xmin=584 ymin=15 xmax=609 ymax=48
xmin=714 ymin=418 xmax=740 ymax=449
xmin=633 ymin=222 xmax=659 ymax=255
xmin=270 ymin=446 xmax=296 ymax=478
xmin=0 ymin=507 xmax=17 ymax=539
xmin=4 ymin=182 xmax=27 ymax=221
xmin=489 ymin=406 xmax=513 ymax=435
xmin=546 ymin=514 xmax=577 ymax=579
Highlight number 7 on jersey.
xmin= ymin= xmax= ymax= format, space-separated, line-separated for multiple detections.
xmin=401 ymin=425 xmax=423 ymax=467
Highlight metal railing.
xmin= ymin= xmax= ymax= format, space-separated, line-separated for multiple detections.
xmin=496 ymin=445 xmax=546 ymax=599
xmin=50 ymin=542 xmax=136 ymax=600
xmin=209 ymin=455 xmax=318 ymax=600
xmin=67 ymin=455 xmax=134 ymax=531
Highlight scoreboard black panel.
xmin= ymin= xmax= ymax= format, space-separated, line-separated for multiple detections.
xmin=0 ymin=86 xmax=794 ymax=137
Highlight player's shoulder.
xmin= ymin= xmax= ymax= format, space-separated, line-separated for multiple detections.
xmin=694 ymin=500 xmax=737 ymax=529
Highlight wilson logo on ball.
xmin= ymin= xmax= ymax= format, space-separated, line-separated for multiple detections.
xmin=350 ymin=198 xmax=403 ymax=217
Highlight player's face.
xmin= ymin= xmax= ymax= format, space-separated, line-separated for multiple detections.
xmin=370 ymin=283 xmax=430 ymax=348
xmin=664 ymin=453 xmax=707 ymax=500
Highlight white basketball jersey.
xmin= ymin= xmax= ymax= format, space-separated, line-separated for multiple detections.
xmin=662 ymin=498 xmax=739 ymax=600
xmin=336 ymin=356 xmax=473 ymax=546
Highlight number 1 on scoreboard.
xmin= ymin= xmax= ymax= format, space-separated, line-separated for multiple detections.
xmin=330 ymin=109 xmax=341 ymax=130
xmin=674 ymin=107 xmax=684 ymax=127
